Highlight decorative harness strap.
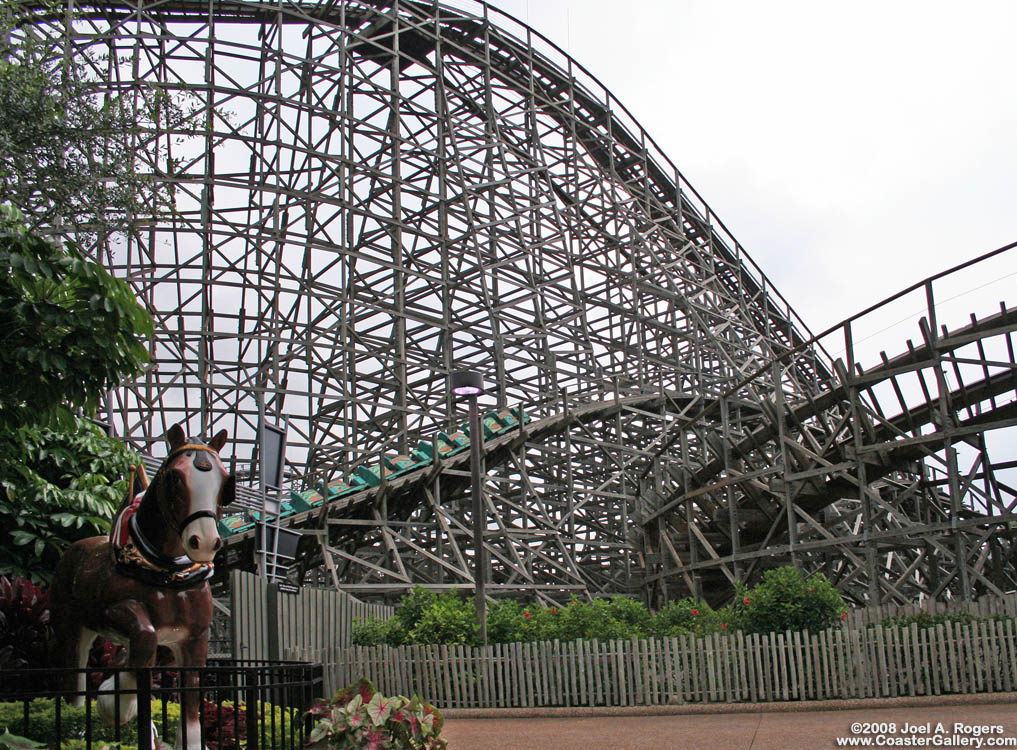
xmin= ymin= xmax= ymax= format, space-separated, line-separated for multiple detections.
xmin=110 ymin=448 xmax=219 ymax=589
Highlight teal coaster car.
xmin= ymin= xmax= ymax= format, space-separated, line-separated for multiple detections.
xmin=289 ymin=488 xmax=324 ymax=512
xmin=383 ymin=453 xmax=426 ymax=477
xmin=438 ymin=430 xmax=470 ymax=456
xmin=217 ymin=513 xmax=255 ymax=537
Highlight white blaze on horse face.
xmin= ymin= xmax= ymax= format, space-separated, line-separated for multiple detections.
xmin=180 ymin=457 xmax=224 ymax=563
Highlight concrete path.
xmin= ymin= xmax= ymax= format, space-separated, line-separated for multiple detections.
xmin=440 ymin=695 xmax=1017 ymax=749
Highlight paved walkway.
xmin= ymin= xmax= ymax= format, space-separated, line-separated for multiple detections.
xmin=440 ymin=695 xmax=1017 ymax=749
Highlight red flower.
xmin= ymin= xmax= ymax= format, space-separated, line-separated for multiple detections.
xmin=691 ymin=609 xmax=698 ymax=616
xmin=841 ymin=613 xmax=847 ymax=621
xmin=551 ymin=608 xmax=557 ymax=614
xmin=524 ymin=612 xmax=531 ymax=619
xmin=743 ymin=597 xmax=750 ymax=605
xmin=807 ymin=588 xmax=814 ymax=593
xmin=721 ymin=623 xmax=728 ymax=630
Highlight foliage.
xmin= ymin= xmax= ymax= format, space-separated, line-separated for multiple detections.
xmin=732 ymin=567 xmax=847 ymax=635
xmin=393 ymin=587 xmax=437 ymax=633
xmin=601 ymin=596 xmax=653 ymax=633
xmin=0 ymin=417 xmax=140 ymax=584
xmin=0 ymin=205 xmax=149 ymax=584
xmin=0 ymin=2 xmax=168 ymax=586
xmin=0 ymin=2 xmax=194 ymax=238
xmin=407 ymin=592 xmax=476 ymax=647
xmin=0 ymin=205 xmax=152 ymax=427
xmin=351 ymin=616 xmax=407 ymax=648
xmin=0 ymin=697 xmax=175 ymax=745
xmin=307 ymin=679 xmax=446 ymax=750
xmin=201 ymin=700 xmax=246 ymax=750
xmin=485 ymin=598 xmax=525 ymax=644
xmin=548 ymin=598 xmax=639 ymax=643
xmin=351 ymin=568 xmax=851 ymax=646
xmin=0 ymin=697 xmax=293 ymax=749
xmin=0 ymin=729 xmax=45 ymax=749
xmin=650 ymin=597 xmax=722 ymax=637
xmin=0 ymin=576 xmax=51 ymax=677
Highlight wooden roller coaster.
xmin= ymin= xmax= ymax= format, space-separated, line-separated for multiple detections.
xmin=16 ymin=0 xmax=1014 ymax=605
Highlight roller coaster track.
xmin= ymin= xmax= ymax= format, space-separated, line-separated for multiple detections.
xmin=636 ymin=245 xmax=1017 ymax=606
xmin=22 ymin=0 xmax=1016 ymax=604
xmin=217 ymin=392 xmax=681 ymax=587
xmin=214 ymin=279 xmax=1017 ymax=607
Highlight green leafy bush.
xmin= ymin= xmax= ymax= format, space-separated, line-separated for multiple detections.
xmin=601 ymin=596 xmax=653 ymax=633
xmin=486 ymin=599 xmax=524 ymax=644
xmin=0 ymin=697 xmax=178 ymax=745
xmin=408 ymin=593 xmax=476 ymax=646
xmin=650 ymin=597 xmax=721 ymax=637
xmin=549 ymin=598 xmax=638 ymax=642
xmin=394 ymin=587 xmax=437 ymax=632
xmin=352 ymin=567 xmax=852 ymax=647
xmin=733 ymin=567 xmax=846 ymax=635
xmin=351 ymin=616 xmax=407 ymax=647
xmin=307 ymin=678 xmax=445 ymax=750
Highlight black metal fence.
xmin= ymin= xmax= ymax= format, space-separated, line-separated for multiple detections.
xmin=0 ymin=659 xmax=323 ymax=749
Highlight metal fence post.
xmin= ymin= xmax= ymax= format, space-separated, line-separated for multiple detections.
xmin=246 ymin=667 xmax=260 ymax=750
xmin=137 ymin=669 xmax=152 ymax=750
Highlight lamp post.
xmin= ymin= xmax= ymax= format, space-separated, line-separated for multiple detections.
xmin=450 ymin=370 xmax=487 ymax=645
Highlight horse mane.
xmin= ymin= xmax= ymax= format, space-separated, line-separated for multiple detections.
xmin=133 ymin=465 xmax=183 ymax=557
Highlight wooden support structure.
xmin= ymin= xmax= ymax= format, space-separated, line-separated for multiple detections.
xmin=19 ymin=0 xmax=1017 ymax=605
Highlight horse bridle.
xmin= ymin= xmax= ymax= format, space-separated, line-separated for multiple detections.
xmin=157 ymin=442 xmax=225 ymax=534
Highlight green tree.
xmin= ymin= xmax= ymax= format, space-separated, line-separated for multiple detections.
xmin=0 ymin=1 xmax=189 ymax=237
xmin=0 ymin=206 xmax=150 ymax=583
xmin=0 ymin=3 xmax=163 ymax=584
xmin=0 ymin=206 xmax=152 ymax=427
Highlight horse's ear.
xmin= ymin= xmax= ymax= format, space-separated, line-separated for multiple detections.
xmin=209 ymin=429 xmax=228 ymax=454
xmin=167 ymin=424 xmax=186 ymax=452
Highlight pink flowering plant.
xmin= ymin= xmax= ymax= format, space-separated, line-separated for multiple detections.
xmin=306 ymin=679 xmax=446 ymax=750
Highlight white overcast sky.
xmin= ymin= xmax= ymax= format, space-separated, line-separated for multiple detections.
xmin=483 ymin=0 xmax=1017 ymax=346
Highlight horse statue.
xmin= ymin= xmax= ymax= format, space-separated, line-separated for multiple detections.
xmin=50 ymin=424 xmax=235 ymax=750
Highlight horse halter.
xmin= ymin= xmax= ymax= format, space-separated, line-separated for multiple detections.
xmin=158 ymin=442 xmax=225 ymax=534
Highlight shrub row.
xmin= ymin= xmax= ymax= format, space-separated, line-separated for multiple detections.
xmin=353 ymin=566 xmax=849 ymax=646
xmin=0 ymin=697 xmax=294 ymax=749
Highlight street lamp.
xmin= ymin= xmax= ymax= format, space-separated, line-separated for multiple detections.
xmin=450 ymin=369 xmax=488 ymax=645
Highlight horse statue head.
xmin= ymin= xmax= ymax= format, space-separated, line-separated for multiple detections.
xmin=51 ymin=423 xmax=236 ymax=750
xmin=115 ymin=425 xmax=236 ymax=578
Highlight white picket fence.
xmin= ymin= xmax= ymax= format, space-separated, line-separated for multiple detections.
xmin=287 ymin=619 xmax=1017 ymax=708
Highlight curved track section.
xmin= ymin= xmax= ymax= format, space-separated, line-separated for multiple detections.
xmin=636 ymin=247 xmax=1017 ymax=606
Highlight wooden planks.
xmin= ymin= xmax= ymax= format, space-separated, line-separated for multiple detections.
xmin=286 ymin=620 xmax=1017 ymax=710
xmin=229 ymin=570 xmax=395 ymax=660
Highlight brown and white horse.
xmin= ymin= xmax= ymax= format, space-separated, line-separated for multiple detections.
xmin=50 ymin=424 xmax=235 ymax=750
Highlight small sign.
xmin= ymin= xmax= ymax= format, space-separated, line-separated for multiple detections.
xmin=276 ymin=582 xmax=300 ymax=595
xmin=260 ymin=421 xmax=287 ymax=492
